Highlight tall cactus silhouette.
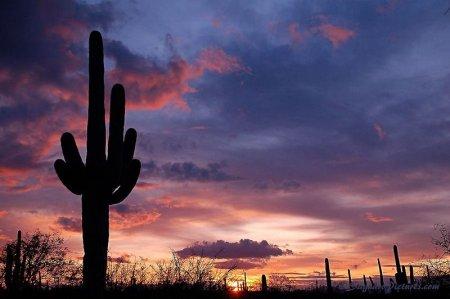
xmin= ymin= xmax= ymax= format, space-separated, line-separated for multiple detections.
xmin=54 ymin=31 xmax=141 ymax=292
xmin=12 ymin=230 xmax=22 ymax=289
xmin=393 ymin=245 xmax=407 ymax=284
xmin=324 ymin=258 xmax=332 ymax=293
xmin=409 ymin=265 xmax=414 ymax=284
xmin=4 ymin=244 xmax=13 ymax=289
xmin=377 ymin=258 xmax=384 ymax=286
xmin=261 ymin=274 xmax=267 ymax=292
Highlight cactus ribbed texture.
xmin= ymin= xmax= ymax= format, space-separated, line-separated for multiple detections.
xmin=325 ymin=258 xmax=332 ymax=293
xmin=377 ymin=258 xmax=384 ymax=286
xmin=54 ymin=31 xmax=141 ymax=293
xmin=261 ymin=274 xmax=267 ymax=292
xmin=347 ymin=269 xmax=352 ymax=286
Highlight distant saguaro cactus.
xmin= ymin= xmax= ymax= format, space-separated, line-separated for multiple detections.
xmin=325 ymin=258 xmax=332 ymax=293
xmin=4 ymin=231 xmax=24 ymax=290
xmin=393 ymin=245 xmax=407 ymax=284
xmin=12 ymin=231 xmax=22 ymax=289
xmin=377 ymin=258 xmax=384 ymax=286
xmin=261 ymin=274 xmax=267 ymax=292
xmin=4 ymin=244 xmax=13 ymax=289
xmin=369 ymin=276 xmax=374 ymax=287
xmin=401 ymin=265 xmax=408 ymax=284
xmin=409 ymin=265 xmax=414 ymax=284
xmin=54 ymin=31 xmax=141 ymax=293
xmin=347 ymin=269 xmax=352 ymax=286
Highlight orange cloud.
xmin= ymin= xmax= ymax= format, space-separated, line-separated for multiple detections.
xmin=315 ymin=23 xmax=356 ymax=48
xmin=364 ymin=212 xmax=393 ymax=223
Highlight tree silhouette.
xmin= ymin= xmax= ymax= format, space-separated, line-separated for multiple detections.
xmin=1 ymin=230 xmax=69 ymax=288
xmin=54 ymin=31 xmax=141 ymax=294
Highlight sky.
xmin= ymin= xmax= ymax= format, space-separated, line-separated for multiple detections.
xmin=1 ymin=0 xmax=450 ymax=285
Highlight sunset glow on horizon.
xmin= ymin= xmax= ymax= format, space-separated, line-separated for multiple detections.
xmin=1 ymin=0 xmax=450 ymax=286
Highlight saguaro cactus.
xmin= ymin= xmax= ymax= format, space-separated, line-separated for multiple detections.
xmin=393 ymin=245 xmax=407 ymax=284
xmin=347 ymin=269 xmax=352 ymax=286
xmin=54 ymin=31 xmax=141 ymax=292
xmin=409 ymin=265 xmax=414 ymax=284
xmin=12 ymin=231 xmax=22 ymax=289
xmin=369 ymin=276 xmax=374 ymax=287
xmin=261 ymin=274 xmax=267 ymax=292
xmin=377 ymin=258 xmax=384 ymax=286
xmin=4 ymin=244 xmax=13 ymax=289
xmin=325 ymin=258 xmax=332 ymax=293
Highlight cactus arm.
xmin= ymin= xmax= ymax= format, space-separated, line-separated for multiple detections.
xmin=54 ymin=159 xmax=84 ymax=195
xmin=107 ymin=84 xmax=125 ymax=188
xmin=54 ymin=132 xmax=86 ymax=194
xmin=87 ymin=31 xmax=106 ymax=168
xmin=123 ymin=128 xmax=137 ymax=163
xmin=61 ymin=132 xmax=84 ymax=168
xmin=109 ymin=159 xmax=141 ymax=205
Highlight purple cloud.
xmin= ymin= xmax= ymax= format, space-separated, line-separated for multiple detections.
xmin=176 ymin=239 xmax=293 ymax=259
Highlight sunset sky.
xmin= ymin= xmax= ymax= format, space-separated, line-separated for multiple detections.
xmin=1 ymin=0 xmax=450 ymax=284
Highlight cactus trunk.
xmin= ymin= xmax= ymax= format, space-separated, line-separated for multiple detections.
xmin=402 ymin=265 xmax=407 ymax=284
xmin=347 ymin=269 xmax=352 ymax=286
xmin=377 ymin=258 xmax=384 ymax=286
xmin=4 ymin=244 xmax=13 ymax=289
xmin=393 ymin=245 xmax=407 ymax=284
xmin=325 ymin=258 xmax=332 ymax=293
xmin=12 ymin=231 xmax=22 ymax=289
xmin=54 ymin=31 xmax=141 ymax=294
xmin=369 ymin=276 xmax=374 ymax=287
xmin=261 ymin=274 xmax=267 ymax=292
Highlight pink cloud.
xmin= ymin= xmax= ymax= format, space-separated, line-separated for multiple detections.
xmin=136 ymin=181 xmax=159 ymax=190
xmin=376 ymin=0 xmax=401 ymax=14
xmin=109 ymin=47 xmax=250 ymax=111
xmin=315 ymin=23 xmax=356 ymax=48
xmin=110 ymin=204 xmax=161 ymax=230
xmin=373 ymin=122 xmax=387 ymax=140
xmin=364 ymin=212 xmax=394 ymax=223
xmin=288 ymin=22 xmax=302 ymax=45
xmin=196 ymin=48 xmax=251 ymax=74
